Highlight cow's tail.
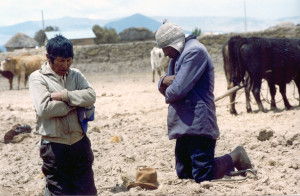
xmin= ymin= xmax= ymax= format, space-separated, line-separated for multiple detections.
xmin=228 ymin=36 xmax=245 ymax=86
xmin=236 ymin=38 xmax=248 ymax=86
xmin=222 ymin=41 xmax=229 ymax=80
xmin=228 ymin=38 xmax=237 ymax=85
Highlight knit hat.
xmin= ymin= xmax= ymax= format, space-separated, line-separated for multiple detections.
xmin=155 ymin=22 xmax=185 ymax=53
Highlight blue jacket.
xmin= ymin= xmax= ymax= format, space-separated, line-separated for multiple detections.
xmin=158 ymin=35 xmax=220 ymax=140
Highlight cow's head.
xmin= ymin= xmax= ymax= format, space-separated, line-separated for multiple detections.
xmin=0 ymin=57 xmax=15 ymax=72
xmin=0 ymin=59 xmax=7 ymax=71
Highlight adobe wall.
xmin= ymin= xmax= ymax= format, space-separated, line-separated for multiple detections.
xmin=72 ymin=41 xmax=157 ymax=74
xmin=1 ymin=24 xmax=298 ymax=75
xmin=0 ymin=41 xmax=157 ymax=74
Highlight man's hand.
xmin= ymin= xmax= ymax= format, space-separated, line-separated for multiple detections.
xmin=50 ymin=92 xmax=62 ymax=101
xmin=162 ymin=75 xmax=175 ymax=87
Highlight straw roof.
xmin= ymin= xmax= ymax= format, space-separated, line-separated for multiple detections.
xmin=5 ymin=33 xmax=38 ymax=50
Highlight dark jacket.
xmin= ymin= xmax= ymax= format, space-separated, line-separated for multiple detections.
xmin=158 ymin=36 xmax=219 ymax=140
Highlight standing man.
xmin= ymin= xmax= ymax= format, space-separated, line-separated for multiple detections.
xmin=29 ymin=35 xmax=97 ymax=195
xmin=156 ymin=22 xmax=253 ymax=182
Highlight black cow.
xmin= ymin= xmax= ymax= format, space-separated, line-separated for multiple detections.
xmin=222 ymin=39 xmax=251 ymax=115
xmin=0 ymin=70 xmax=14 ymax=90
xmin=225 ymin=36 xmax=300 ymax=113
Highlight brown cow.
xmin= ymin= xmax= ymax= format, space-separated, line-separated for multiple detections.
xmin=19 ymin=55 xmax=47 ymax=88
xmin=0 ymin=54 xmax=28 ymax=90
xmin=0 ymin=54 xmax=46 ymax=89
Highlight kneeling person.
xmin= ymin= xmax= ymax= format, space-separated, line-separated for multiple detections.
xmin=155 ymin=22 xmax=253 ymax=182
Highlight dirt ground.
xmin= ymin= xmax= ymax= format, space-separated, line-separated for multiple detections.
xmin=0 ymin=68 xmax=299 ymax=196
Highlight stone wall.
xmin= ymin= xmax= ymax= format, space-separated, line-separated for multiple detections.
xmin=0 ymin=41 xmax=157 ymax=75
xmin=1 ymin=23 xmax=299 ymax=75
xmin=72 ymin=41 xmax=157 ymax=74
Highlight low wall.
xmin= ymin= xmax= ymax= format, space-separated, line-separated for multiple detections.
xmin=0 ymin=41 xmax=157 ymax=74
xmin=1 ymin=24 xmax=298 ymax=75
xmin=72 ymin=41 xmax=157 ymax=74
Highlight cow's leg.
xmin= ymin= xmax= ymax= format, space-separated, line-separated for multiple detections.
xmin=152 ymin=69 xmax=155 ymax=83
xmin=17 ymin=75 xmax=21 ymax=90
xmin=267 ymin=80 xmax=277 ymax=110
xmin=244 ymin=73 xmax=252 ymax=113
xmin=279 ymin=83 xmax=292 ymax=110
xmin=251 ymin=79 xmax=265 ymax=112
xmin=229 ymin=92 xmax=237 ymax=115
xmin=228 ymin=82 xmax=237 ymax=115
xmin=293 ymin=73 xmax=300 ymax=106
xmin=25 ymin=75 xmax=29 ymax=88
xmin=157 ymin=68 xmax=162 ymax=80
xmin=21 ymin=71 xmax=26 ymax=89
xmin=9 ymin=76 xmax=13 ymax=90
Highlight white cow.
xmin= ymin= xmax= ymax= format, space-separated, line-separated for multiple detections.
xmin=150 ymin=47 xmax=170 ymax=83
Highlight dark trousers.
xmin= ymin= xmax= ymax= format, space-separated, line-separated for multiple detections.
xmin=40 ymin=136 xmax=97 ymax=196
xmin=175 ymin=135 xmax=234 ymax=183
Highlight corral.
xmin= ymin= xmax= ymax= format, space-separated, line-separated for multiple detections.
xmin=0 ymin=23 xmax=299 ymax=196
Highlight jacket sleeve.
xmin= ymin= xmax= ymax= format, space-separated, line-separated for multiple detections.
xmin=158 ymin=59 xmax=173 ymax=96
xmin=158 ymin=75 xmax=167 ymax=96
xmin=165 ymin=48 xmax=208 ymax=103
xmin=61 ymin=70 xmax=96 ymax=107
xmin=29 ymin=73 xmax=75 ymax=119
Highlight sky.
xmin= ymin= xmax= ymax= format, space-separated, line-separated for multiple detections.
xmin=0 ymin=0 xmax=299 ymax=26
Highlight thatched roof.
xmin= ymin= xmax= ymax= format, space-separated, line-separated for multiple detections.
xmin=5 ymin=33 xmax=38 ymax=49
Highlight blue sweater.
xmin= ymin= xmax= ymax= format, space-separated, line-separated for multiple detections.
xmin=158 ymin=35 xmax=220 ymax=140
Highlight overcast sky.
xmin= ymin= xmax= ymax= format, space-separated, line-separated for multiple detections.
xmin=0 ymin=0 xmax=299 ymax=26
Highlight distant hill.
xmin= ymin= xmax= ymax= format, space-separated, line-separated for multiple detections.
xmin=104 ymin=13 xmax=161 ymax=33
xmin=0 ymin=16 xmax=113 ymax=51
xmin=153 ymin=16 xmax=300 ymax=34
xmin=0 ymin=16 xmax=111 ymax=36
xmin=0 ymin=13 xmax=299 ymax=52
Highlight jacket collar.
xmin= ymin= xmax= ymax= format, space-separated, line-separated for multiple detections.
xmin=40 ymin=61 xmax=69 ymax=80
xmin=185 ymin=34 xmax=197 ymax=42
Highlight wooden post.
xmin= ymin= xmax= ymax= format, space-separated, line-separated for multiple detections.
xmin=214 ymin=85 xmax=244 ymax=102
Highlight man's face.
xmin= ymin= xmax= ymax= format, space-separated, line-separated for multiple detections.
xmin=47 ymin=55 xmax=72 ymax=76
xmin=162 ymin=46 xmax=179 ymax=59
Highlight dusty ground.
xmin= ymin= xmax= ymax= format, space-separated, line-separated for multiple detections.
xmin=0 ymin=68 xmax=299 ymax=196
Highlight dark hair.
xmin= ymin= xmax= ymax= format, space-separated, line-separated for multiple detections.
xmin=46 ymin=34 xmax=74 ymax=64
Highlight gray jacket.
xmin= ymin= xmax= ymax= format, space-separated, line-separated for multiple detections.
xmin=29 ymin=62 xmax=96 ymax=145
xmin=158 ymin=36 xmax=219 ymax=140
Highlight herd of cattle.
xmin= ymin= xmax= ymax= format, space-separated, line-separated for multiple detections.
xmin=1 ymin=36 xmax=299 ymax=114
